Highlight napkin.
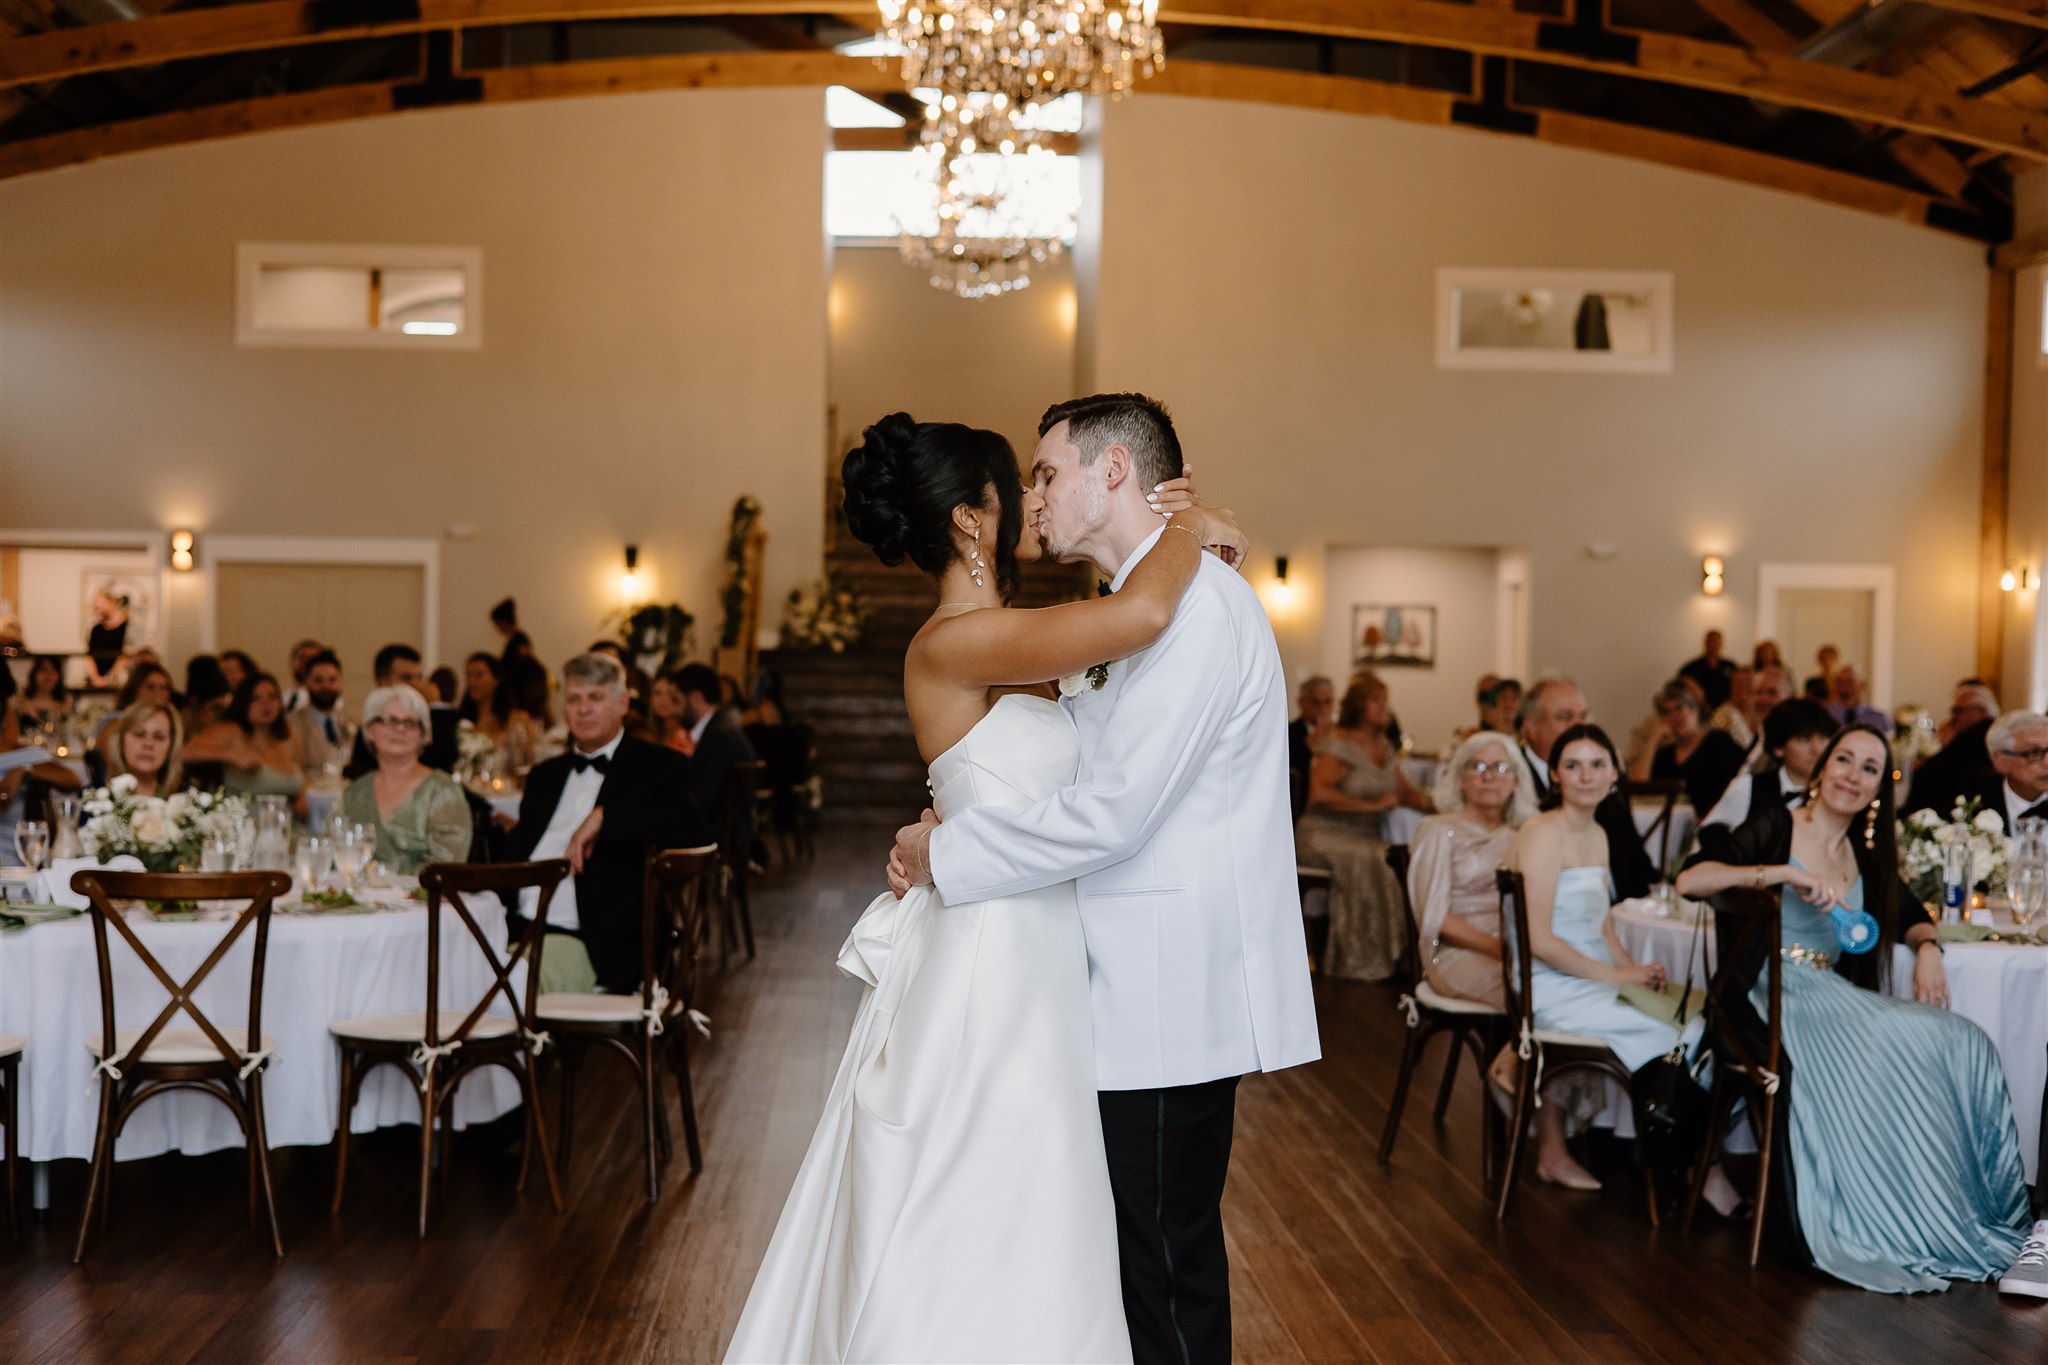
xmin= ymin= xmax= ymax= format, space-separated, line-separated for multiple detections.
xmin=1619 ymin=981 xmax=1706 ymax=1026
xmin=33 ymin=855 xmax=145 ymax=908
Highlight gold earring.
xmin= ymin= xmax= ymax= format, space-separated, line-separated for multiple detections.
xmin=1866 ymin=796 xmax=1880 ymax=850
xmin=1803 ymin=784 xmax=1819 ymax=820
xmin=970 ymin=527 xmax=986 ymax=588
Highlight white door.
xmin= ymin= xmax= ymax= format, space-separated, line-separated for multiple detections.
xmin=214 ymin=562 xmax=427 ymax=689
xmin=1777 ymin=586 xmax=1876 ymax=693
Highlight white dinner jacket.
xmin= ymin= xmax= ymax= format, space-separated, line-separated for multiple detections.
xmin=929 ymin=532 xmax=1322 ymax=1092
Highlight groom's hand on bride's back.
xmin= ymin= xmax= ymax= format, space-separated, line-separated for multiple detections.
xmin=886 ymin=809 xmax=940 ymax=898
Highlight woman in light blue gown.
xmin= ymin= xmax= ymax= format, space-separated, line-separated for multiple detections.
xmin=1679 ymin=724 xmax=2028 ymax=1293
xmin=1509 ymin=724 xmax=1701 ymax=1191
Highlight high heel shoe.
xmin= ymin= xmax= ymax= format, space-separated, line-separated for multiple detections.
xmin=1535 ymin=1163 xmax=1602 ymax=1192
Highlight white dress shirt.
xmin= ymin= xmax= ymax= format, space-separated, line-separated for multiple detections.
xmin=688 ymin=709 xmax=715 ymax=747
xmin=2003 ymin=781 xmax=2046 ymax=832
xmin=522 ymin=731 xmax=623 ymax=930
xmin=1702 ymin=765 xmax=1806 ymax=831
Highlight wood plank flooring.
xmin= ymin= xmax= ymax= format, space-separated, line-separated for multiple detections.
xmin=3 ymin=828 xmax=2043 ymax=1363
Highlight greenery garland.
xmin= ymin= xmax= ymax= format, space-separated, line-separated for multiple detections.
xmin=719 ymin=495 xmax=763 ymax=650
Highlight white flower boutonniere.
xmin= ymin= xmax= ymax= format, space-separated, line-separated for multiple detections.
xmin=1057 ymin=663 xmax=1112 ymax=697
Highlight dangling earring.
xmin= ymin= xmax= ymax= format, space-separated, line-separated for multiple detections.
xmin=1865 ymin=796 xmax=1881 ymax=850
xmin=970 ymin=527 xmax=986 ymax=589
xmin=1803 ymin=784 xmax=1819 ymax=820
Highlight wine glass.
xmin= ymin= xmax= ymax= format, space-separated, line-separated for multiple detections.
xmin=200 ymin=833 xmax=239 ymax=873
xmin=331 ymin=823 xmax=371 ymax=895
xmin=13 ymin=820 xmax=50 ymax=874
xmin=2012 ymin=860 xmax=2047 ymax=936
xmin=293 ymin=835 xmax=331 ymax=896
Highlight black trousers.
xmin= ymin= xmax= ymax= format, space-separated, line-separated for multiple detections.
xmin=1098 ymin=1076 xmax=1240 ymax=1365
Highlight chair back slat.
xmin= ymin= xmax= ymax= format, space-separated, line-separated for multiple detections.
xmin=1385 ymin=844 xmax=1416 ymax=988
xmin=1495 ymin=868 xmax=1538 ymax=1040
xmin=1625 ymin=779 xmax=1685 ymax=874
xmin=1702 ymin=886 xmax=1784 ymax=1086
xmin=70 ymin=870 xmax=292 ymax=1071
xmin=718 ymin=760 xmax=768 ymax=870
xmin=645 ymin=846 xmax=721 ymax=1022
xmin=417 ymin=859 xmax=569 ymax=1048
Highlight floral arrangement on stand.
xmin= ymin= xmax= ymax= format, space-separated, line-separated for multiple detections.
xmin=612 ymin=602 xmax=696 ymax=681
xmin=1891 ymin=704 xmax=1942 ymax=768
xmin=80 ymin=776 xmax=253 ymax=873
xmin=1899 ymin=797 xmax=2011 ymax=906
xmin=455 ymin=719 xmax=499 ymax=787
xmin=779 ymin=572 xmax=869 ymax=653
xmin=719 ymin=495 xmax=763 ymax=651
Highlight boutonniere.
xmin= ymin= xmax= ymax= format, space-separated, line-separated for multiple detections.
xmin=1058 ymin=663 xmax=1112 ymax=697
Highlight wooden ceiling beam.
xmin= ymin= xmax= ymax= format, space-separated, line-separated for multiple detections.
xmin=0 ymin=51 xmax=1956 ymax=238
xmin=2 ymin=0 xmax=2048 ymax=158
xmin=1923 ymin=1 xmax=2048 ymax=29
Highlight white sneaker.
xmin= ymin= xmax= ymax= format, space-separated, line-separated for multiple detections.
xmin=1998 ymin=1219 xmax=2048 ymax=1298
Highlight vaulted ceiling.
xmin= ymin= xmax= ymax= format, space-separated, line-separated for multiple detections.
xmin=5 ymin=1 xmax=2048 ymax=243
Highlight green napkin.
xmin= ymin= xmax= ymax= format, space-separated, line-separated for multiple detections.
xmin=1937 ymin=922 xmax=1998 ymax=944
xmin=0 ymin=903 xmax=81 ymax=932
xmin=1619 ymin=981 xmax=1705 ymax=1026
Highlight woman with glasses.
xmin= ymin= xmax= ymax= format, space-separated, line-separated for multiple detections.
xmin=1631 ymin=677 xmax=1746 ymax=816
xmin=340 ymin=684 xmax=471 ymax=873
xmin=1406 ymin=731 xmax=1539 ymax=1008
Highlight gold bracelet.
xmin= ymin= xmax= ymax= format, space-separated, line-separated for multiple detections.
xmin=1164 ymin=521 xmax=1202 ymax=542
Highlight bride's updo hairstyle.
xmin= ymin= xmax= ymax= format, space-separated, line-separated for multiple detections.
xmin=842 ymin=412 xmax=1024 ymax=600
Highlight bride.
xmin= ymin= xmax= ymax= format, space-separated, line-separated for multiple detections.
xmin=723 ymin=413 xmax=1245 ymax=1364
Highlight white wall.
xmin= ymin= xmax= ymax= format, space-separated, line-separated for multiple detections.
xmin=1088 ymin=95 xmax=1987 ymax=730
xmin=0 ymin=88 xmax=830 ymax=678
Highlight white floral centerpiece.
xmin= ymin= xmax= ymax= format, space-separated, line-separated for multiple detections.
xmin=779 ymin=572 xmax=869 ymax=653
xmin=454 ymin=718 xmax=498 ymax=786
xmin=1899 ymin=797 xmax=2010 ymax=906
xmin=80 ymin=776 xmax=254 ymax=874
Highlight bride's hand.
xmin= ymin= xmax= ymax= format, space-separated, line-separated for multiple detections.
xmin=1174 ymin=505 xmax=1247 ymax=571
xmin=1148 ymin=465 xmax=1200 ymax=515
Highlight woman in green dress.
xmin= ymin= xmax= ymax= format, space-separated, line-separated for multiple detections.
xmin=342 ymin=684 xmax=472 ymax=873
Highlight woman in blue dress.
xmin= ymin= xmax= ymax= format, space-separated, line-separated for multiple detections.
xmin=1678 ymin=724 xmax=2028 ymax=1293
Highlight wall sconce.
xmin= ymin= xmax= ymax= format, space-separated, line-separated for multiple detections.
xmin=620 ymin=544 xmax=643 ymax=601
xmin=1701 ymin=555 xmax=1725 ymax=596
xmin=2002 ymin=566 xmax=2038 ymax=592
xmin=168 ymin=529 xmax=197 ymax=573
xmin=1271 ymin=556 xmax=1293 ymax=607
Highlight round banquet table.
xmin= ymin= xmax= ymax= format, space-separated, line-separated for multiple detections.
xmin=1612 ymin=897 xmax=2048 ymax=1185
xmin=0 ymin=891 xmax=523 ymax=1168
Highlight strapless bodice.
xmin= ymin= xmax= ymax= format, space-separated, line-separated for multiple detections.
xmin=1539 ymin=864 xmax=1616 ymax=969
xmin=927 ymin=694 xmax=1079 ymax=820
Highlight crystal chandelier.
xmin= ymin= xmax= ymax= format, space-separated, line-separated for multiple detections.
xmin=897 ymin=102 xmax=1068 ymax=300
xmin=875 ymin=0 xmax=1165 ymax=105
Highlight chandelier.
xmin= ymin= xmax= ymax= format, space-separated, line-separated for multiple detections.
xmin=875 ymin=0 xmax=1165 ymax=105
xmin=898 ymin=98 xmax=1067 ymax=299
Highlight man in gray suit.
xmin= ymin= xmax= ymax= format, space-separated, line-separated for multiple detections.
xmin=673 ymin=662 xmax=757 ymax=816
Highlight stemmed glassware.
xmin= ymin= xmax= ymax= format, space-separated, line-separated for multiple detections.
xmin=14 ymin=820 xmax=49 ymax=875
xmin=293 ymin=835 xmax=332 ymax=897
xmin=2013 ymin=860 xmax=2048 ymax=937
xmin=331 ymin=823 xmax=373 ymax=896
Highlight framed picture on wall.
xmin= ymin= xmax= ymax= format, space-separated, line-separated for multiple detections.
xmin=1352 ymin=604 xmax=1435 ymax=669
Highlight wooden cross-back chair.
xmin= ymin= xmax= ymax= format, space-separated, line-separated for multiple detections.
xmin=1626 ymin=779 xmax=1686 ymax=878
xmin=1493 ymin=868 xmax=1661 ymax=1225
xmin=716 ymin=759 xmax=768 ymax=966
xmin=1377 ymin=844 xmax=1506 ymax=1178
xmin=69 ymin=868 xmax=293 ymax=1262
xmin=538 ymin=844 xmax=720 ymax=1200
xmin=1683 ymin=886 xmax=1784 ymax=1266
xmin=329 ymin=859 xmax=567 ymax=1237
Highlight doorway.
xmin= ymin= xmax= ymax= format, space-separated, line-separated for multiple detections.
xmin=205 ymin=536 xmax=439 ymax=686
xmin=1757 ymin=563 xmax=1896 ymax=709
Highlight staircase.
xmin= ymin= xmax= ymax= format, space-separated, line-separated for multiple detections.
xmin=762 ymin=534 xmax=1090 ymax=827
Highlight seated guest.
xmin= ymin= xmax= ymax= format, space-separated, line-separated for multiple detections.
xmin=457 ymin=651 xmax=539 ymax=764
xmin=1733 ymin=665 xmax=1795 ymax=770
xmin=345 ymin=643 xmax=459 ymax=776
xmin=281 ymin=637 xmax=325 ymax=711
xmin=184 ymin=673 xmax=308 ymax=815
xmin=1479 ymin=676 xmax=1522 ymax=737
xmin=103 ymin=700 xmax=183 ymax=798
xmin=1707 ymin=666 xmax=1756 ymax=750
xmin=1508 ymin=725 xmax=1701 ymax=1191
xmin=1938 ymin=681 xmax=1999 ymax=747
xmin=673 ymin=662 xmax=760 ymax=816
xmin=288 ymin=649 xmax=349 ymax=779
xmin=1678 ymin=629 xmax=1737 ymax=711
xmin=1676 ymin=726 xmax=2028 ymax=1293
xmin=589 ymin=640 xmax=652 ymax=717
xmin=1295 ymin=673 xmax=1422 ymax=982
xmin=1827 ymin=663 xmax=1892 ymax=733
xmin=1946 ymin=710 xmax=2048 ymax=832
xmin=1631 ymin=679 xmax=1747 ymax=816
xmin=1699 ymin=698 xmax=1835 ymax=838
xmin=182 ymin=654 xmax=233 ymax=735
xmin=341 ymin=684 xmax=471 ymax=874
xmin=428 ymin=665 xmax=459 ymax=708
xmin=218 ymin=649 xmax=258 ymax=696
xmin=646 ymin=669 xmax=695 ymax=753
xmin=506 ymin=653 xmax=710 ymax=995
xmin=1517 ymin=675 xmax=1655 ymax=899
xmin=1 ymin=702 xmax=89 ymax=863
xmin=1752 ymin=639 xmax=1784 ymax=673
xmin=1406 ymin=730 xmax=1538 ymax=1008
xmin=1802 ymin=643 xmax=1840 ymax=703
xmin=1905 ymin=683 xmax=2001 ymax=819
xmin=94 ymin=661 xmax=175 ymax=778
xmin=505 ymin=654 xmax=552 ymax=731
xmin=1287 ymin=674 xmax=1335 ymax=814
xmin=15 ymin=655 xmax=70 ymax=728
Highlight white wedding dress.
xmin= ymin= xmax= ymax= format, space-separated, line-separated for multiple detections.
xmin=723 ymin=693 xmax=1130 ymax=1365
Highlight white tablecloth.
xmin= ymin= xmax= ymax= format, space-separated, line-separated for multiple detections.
xmin=1614 ymin=899 xmax=2048 ymax=1185
xmin=0 ymin=895 xmax=522 ymax=1163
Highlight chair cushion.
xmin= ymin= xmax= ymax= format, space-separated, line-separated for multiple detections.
xmin=329 ymin=1011 xmax=516 ymax=1044
xmin=1534 ymin=1027 xmax=1611 ymax=1049
xmin=535 ymin=991 xmax=642 ymax=1024
xmin=1295 ymin=864 xmax=1334 ymax=883
xmin=0 ymin=1032 xmax=25 ymax=1059
xmin=1413 ymin=981 xmax=1502 ymax=1017
xmin=85 ymin=1026 xmax=275 ymax=1066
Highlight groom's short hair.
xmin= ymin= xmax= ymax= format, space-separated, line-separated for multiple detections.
xmin=1040 ymin=392 xmax=1182 ymax=491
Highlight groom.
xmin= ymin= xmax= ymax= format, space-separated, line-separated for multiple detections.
xmin=891 ymin=392 xmax=1320 ymax=1365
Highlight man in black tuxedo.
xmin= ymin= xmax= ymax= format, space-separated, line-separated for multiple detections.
xmin=505 ymin=652 xmax=711 ymax=995
xmin=1518 ymin=676 xmax=1655 ymax=898
xmin=344 ymin=642 xmax=458 ymax=777
xmin=673 ymin=662 xmax=759 ymax=817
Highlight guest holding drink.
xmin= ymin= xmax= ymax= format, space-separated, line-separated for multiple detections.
xmin=1677 ymin=725 xmax=2030 ymax=1293
xmin=1406 ymin=730 xmax=1538 ymax=1008
xmin=1631 ymin=679 xmax=1746 ymax=816
xmin=340 ymin=684 xmax=471 ymax=874
xmin=1508 ymin=725 xmax=1700 ymax=1191
xmin=184 ymin=672 xmax=308 ymax=816
xmin=104 ymin=700 xmax=184 ymax=798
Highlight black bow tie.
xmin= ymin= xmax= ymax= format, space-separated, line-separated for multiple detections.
xmin=2021 ymin=800 xmax=2048 ymax=823
xmin=1783 ymin=784 xmax=1806 ymax=806
xmin=570 ymin=753 xmax=611 ymax=776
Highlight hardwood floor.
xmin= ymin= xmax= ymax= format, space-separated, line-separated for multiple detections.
xmin=3 ymin=828 xmax=2043 ymax=1363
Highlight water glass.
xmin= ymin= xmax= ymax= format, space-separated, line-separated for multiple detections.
xmin=332 ymin=823 xmax=372 ymax=892
xmin=13 ymin=820 xmax=49 ymax=873
xmin=2012 ymin=861 xmax=2047 ymax=934
xmin=293 ymin=835 xmax=332 ymax=895
xmin=200 ymin=833 xmax=239 ymax=873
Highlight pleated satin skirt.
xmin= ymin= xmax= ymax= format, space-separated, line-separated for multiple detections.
xmin=1763 ymin=963 xmax=2030 ymax=1293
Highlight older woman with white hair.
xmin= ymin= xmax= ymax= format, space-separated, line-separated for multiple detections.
xmin=1404 ymin=730 xmax=1538 ymax=1008
xmin=340 ymin=684 xmax=471 ymax=873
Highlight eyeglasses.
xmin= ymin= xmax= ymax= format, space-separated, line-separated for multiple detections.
xmin=1464 ymin=760 xmax=1516 ymax=776
xmin=366 ymin=715 xmax=421 ymax=731
xmin=2001 ymin=747 xmax=2048 ymax=765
